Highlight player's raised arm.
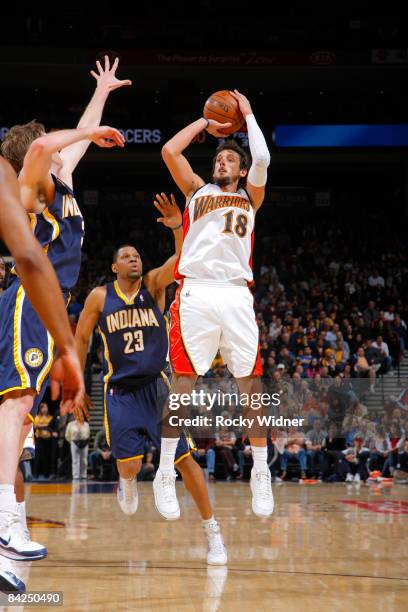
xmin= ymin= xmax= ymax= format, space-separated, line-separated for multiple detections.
xmin=230 ymin=90 xmax=270 ymax=211
xmin=75 ymin=287 xmax=106 ymax=372
xmin=20 ymin=126 xmax=125 ymax=207
xmin=0 ymin=158 xmax=84 ymax=409
xmin=145 ymin=193 xmax=183 ymax=301
xmin=59 ymin=55 xmax=131 ymax=183
xmin=161 ymin=118 xmax=217 ymax=197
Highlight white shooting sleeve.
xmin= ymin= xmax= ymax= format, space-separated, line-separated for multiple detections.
xmin=246 ymin=113 xmax=270 ymax=187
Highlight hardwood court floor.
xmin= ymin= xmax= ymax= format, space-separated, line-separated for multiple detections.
xmin=9 ymin=481 xmax=408 ymax=611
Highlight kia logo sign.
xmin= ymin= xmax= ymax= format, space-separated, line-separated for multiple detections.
xmin=310 ymin=51 xmax=336 ymax=65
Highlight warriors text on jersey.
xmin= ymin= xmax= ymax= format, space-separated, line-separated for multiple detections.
xmin=24 ymin=174 xmax=84 ymax=292
xmin=98 ymin=280 xmax=168 ymax=383
xmin=175 ymin=183 xmax=255 ymax=284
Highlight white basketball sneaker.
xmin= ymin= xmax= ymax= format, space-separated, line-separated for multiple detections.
xmin=117 ymin=477 xmax=139 ymax=515
xmin=153 ymin=468 xmax=180 ymax=521
xmin=0 ymin=506 xmax=47 ymax=561
xmin=204 ymin=521 xmax=228 ymax=565
xmin=0 ymin=557 xmax=26 ymax=594
xmin=250 ymin=467 xmax=274 ymax=517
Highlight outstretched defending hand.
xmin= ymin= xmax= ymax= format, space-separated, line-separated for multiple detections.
xmin=153 ymin=193 xmax=182 ymax=229
xmin=88 ymin=126 xmax=125 ymax=148
xmin=229 ymin=89 xmax=253 ymax=118
xmin=206 ymin=119 xmax=233 ymax=137
xmin=91 ymin=55 xmax=132 ymax=92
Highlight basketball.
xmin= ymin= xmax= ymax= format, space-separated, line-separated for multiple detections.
xmin=203 ymin=90 xmax=245 ymax=135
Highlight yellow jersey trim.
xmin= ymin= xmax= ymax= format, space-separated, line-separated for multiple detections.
xmin=36 ymin=332 xmax=55 ymax=392
xmin=103 ymin=383 xmax=111 ymax=447
xmin=13 ymin=286 xmax=30 ymax=387
xmin=160 ymin=370 xmax=171 ymax=391
xmin=113 ymin=277 xmax=142 ymax=306
xmin=0 ymin=385 xmax=30 ymax=396
xmin=42 ymin=208 xmax=60 ymax=241
xmin=99 ymin=328 xmax=114 ymax=384
xmin=117 ymin=454 xmax=144 ymax=463
xmin=174 ymin=450 xmax=192 ymax=465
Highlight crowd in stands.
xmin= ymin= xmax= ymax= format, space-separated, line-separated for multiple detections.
xmin=8 ymin=210 xmax=408 ymax=485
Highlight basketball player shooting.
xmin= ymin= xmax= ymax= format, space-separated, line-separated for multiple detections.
xmin=153 ymin=90 xmax=273 ymax=519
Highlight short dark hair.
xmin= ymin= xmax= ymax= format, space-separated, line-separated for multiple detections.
xmin=1 ymin=120 xmax=45 ymax=173
xmin=112 ymin=244 xmax=135 ymax=263
xmin=212 ymin=140 xmax=250 ymax=189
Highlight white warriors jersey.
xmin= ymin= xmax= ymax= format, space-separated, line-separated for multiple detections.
xmin=175 ymin=183 xmax=255 ymax=284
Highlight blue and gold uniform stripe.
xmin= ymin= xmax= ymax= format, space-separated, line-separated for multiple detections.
xmin=99 ymin=328 xmax=114 ymax=447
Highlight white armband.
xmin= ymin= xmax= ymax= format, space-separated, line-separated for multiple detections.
xmin=246 ymin=114 xmax=270 ymax=187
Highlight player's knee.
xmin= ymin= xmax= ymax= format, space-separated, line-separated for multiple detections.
xmin=0 ymin=395 xmax=33 ymax=421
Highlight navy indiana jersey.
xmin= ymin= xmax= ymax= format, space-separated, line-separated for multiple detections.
xmin=17 ymin=174 xmax=84 ymax=292
xmin=98 ymin=279 xmax=168 ymax=383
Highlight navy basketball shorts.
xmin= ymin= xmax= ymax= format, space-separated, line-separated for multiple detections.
xmin=104 ymin=376 xmax=193 ymax=463
xmin=0 ymin=280 xmax=56 ymax=418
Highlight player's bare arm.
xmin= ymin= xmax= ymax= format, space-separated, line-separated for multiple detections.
xmin=75 ymin=286 xmax=107 ymax=372
xmin=59 ymin=55 xmax=131 ymax=185
xmin=19 ymin=126 xmax=125 ymax=212
xmin=0 ymin=158 xmax=84 ymax=410
xmin=144 ymin=193 xmax=183 ymax=310
xmin=230 ymin=89 xmax=270 ymax=210
xmin=162 ymin=118 xmax=232 ymax=198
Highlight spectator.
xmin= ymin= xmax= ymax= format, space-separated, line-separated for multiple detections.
xmin=280 ymin=428 xmax=307 ymax=480
xmin=306 ymin=358 xmax=321 ymax=378
xmin=369 ymin=425 xmax=391 ymax=473
xmin=305 ymin=418 xmax=327 ymax=478
xmin=65 ymin=416 xmax=90 ymax=480
xmin=321 ymin=422 xmax=346 ymax=480
xmin=212 ymin=427 xmax=240 ymax=480
xmin=88 ymin=429 xmax=116 ymax=481
xmin=340 ymin=437 xmax=370 ymax=482
xmin=33 ymin=402 xmax=55 ymax=479
xmin=363 ymin=300 xmax=379 ymax=328
xmin=372 ymin=335 xmax=392 ymax=373
xmin=354 ymin=347 xmax=377 ymax=392
xmin=394 ymin=438 xmax=408 ymax=483
xmin=392 ymin=315 xmax=407 ymax=351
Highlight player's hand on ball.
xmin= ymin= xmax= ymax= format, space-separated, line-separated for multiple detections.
xmin=153 ymin=193 xmax=182 ymax=229
xmin=206 ymin=119 xmax=233 ymax=137
xmin=229 ymin=90 xmax=253 ymax=118
xmin=88 ymin=126 xmax=125 ymax=148
xmin=91 ymin=54 xmax=132 ymax=92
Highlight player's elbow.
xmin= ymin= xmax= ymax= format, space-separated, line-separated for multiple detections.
xmin=27 ymin=137 xmax=50 ymax=160
xmin=255 ymin=151 xmax=271 ymax=168
xmin=161 ymin=143 xmax=176 ymax=160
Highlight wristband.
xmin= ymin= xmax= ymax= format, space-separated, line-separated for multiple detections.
xmin=203 ymin=118 xmax=210 ymax=130
xmin=173 ymin=223 xmax=183 ymax=230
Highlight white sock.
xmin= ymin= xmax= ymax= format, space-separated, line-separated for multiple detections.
xmin=0 ymin=484 xmax=16 ymax=509
xmin=16 ymin=501 xmax=27 ymax=528
xmin=251 ymin=445 xmax=268 ymax=470
xmin=203 ymin=515 xmax=217 ymax=529
xmin=159 ymin=438 xmax=180 ymax=471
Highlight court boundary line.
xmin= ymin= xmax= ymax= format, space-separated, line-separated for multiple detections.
xmin=38 ymin=562 xmax=408 ymax=582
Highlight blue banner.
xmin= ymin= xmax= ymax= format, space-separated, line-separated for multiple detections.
xmin=274 ymin=124 xmax=408 ymax=147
